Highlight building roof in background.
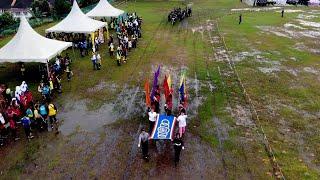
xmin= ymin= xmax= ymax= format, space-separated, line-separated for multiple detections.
xmin=0 ymin=0 xmax=33 ymax=9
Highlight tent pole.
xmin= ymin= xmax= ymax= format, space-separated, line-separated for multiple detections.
xmin=72 ymin=45 xmax=76 ymax=62
xmin=46 ymin=60 xmax=50 ymax=79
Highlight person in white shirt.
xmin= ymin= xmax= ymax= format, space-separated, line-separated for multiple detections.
xmin=91 ymin=53 xmax=97 ymax=70
xmin=96 ymin=52 xmax=101 ymax=70
xmin=148 ymin=108 xmax=157 ymax=134
xmin=177 ymin=109 xmax=187 ymax=137
xmin=15 ymin=86 xmax=21 ymax=102
xmin=20 ymin=81 xmax=28 ymax=93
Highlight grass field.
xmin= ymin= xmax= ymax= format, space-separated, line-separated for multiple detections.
xmin=0 ymin=0 xmax=319 ymax=179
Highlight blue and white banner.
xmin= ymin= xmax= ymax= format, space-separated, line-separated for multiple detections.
xmin=150 ymin=114 xmax=176 ymax=140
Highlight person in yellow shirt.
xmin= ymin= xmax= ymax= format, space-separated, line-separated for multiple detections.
xmin=48 ymin=102 xmax=58 ymax=133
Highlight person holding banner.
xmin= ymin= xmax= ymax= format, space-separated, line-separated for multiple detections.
xmin=148 ymin=108 xmax=157 ymax=134
xmin=138 ymin=128 xmax=150 ymax=161
xmin=173 ymin=133 xmax=184 ymax=167
xmin=177 ymin=109 xmax=187 ymax=137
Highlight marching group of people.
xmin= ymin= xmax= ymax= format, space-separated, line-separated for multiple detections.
xmin=138 ymin=80 xmax=188 ymax=167
xmin=168 ymin=6 xmax=192 ymax=25
xmin=0 ymin=80 xmax=59 ymax=146
xmin=107 ymin=13 xmax=143 ymax=66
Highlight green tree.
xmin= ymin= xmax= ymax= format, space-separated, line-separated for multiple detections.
xmin=54 ymin=0 xmax=72 ymax=17
xmin=79 ymin=0 xmax=99 ymax=7
xmin=31 ymin=0 xmax=51 ymax=17
xmin=0 ymin=12 xmax=16 ymax=29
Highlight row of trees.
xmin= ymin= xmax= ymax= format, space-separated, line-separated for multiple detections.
xmin=0 ymin=0 xmax=101 ymax=29
xmin=31 ymin=0 xmax=100 ymax=17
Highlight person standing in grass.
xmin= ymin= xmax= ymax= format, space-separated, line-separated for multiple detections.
xmin=138 ymin=128 xmax=150 ymax=161
xmin=281 ymin=8 xmax=284 ymax=18
xmin=239 ymin=14 xmax=242 ymax=25
xmin=96 ymin=52 xmax=102 ymax=70
xmin=177 ymin=109 xmax=187 ymax=137
xmin=48 ymin=102 xmax=58 ymax=133
xmin=20 ymin=63 xmax=25 ymax=77
xmin=65 ymin=66 xmax=73 ymax=81
xmin=21 ymin=116 xmax=34 ymax=139
xmin=173 ymin=133 xmax=184 ymax=167
xmin=109 ymin=42 xmax=114 ymax=57
xmin=91 ymin=52 xmax=97 ymax=70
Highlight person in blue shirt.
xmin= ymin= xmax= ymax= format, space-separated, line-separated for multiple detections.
xmin=42 ymin=84 xmax=50 ymax=101
xmin=21 ymin=116 xmax=34 ymax=139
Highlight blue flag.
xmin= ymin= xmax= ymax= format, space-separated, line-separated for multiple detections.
xmin=150 ymin=114 xmax=177 ymax=140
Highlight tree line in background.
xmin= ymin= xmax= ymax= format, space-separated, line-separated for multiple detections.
xmin=0 ymin=0 xmax=100 ymax=30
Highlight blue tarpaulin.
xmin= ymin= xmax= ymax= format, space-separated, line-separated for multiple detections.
xmin=150 ymin=114 xmax=176 ymax=140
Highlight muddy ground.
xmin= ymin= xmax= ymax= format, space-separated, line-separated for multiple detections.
xmin=1 ymin=0 xmax=320 ymax=179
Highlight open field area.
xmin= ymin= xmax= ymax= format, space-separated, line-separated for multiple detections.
xmin=0 ymin=0 xmax=319 ymax=179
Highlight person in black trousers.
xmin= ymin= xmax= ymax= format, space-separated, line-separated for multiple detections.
xmin=239 ymin=14 xmax=242 ymax=25
xmin=138 ymin=128 xmax=150 ymax=161
xmin=173 ymin=133 xmax=184 ymax=166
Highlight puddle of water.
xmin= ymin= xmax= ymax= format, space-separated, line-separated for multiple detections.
xmin=295 ymin=42 xmax=320 ymax=54
xmin=231 ymin=7 xmax=281 ymax=12
xmin=284 ymin=23 xmax=306 ymax=30
xmin=258 ymin=67 xmax=281 ymax=74
xmin=87 ymin=81 xmax=117 ymax=93
xmin=59 ymin=100 xmax=117 ymax=135
xmin=297 ymin=14 xmax=318 ymax=20
xmin=297 ymin=19 xmax=320 ymax=28
xmin=303 ymin=67 xmax=319 ymax=75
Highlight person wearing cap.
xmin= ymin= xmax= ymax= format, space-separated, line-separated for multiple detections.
xmin=138 ymin=128 xmax=150 ymax=160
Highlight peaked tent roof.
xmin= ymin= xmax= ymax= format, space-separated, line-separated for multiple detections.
xmin=46 ymin=0 xmax=106 ymax=33
xmin=86 ymin=0 xmax=124 ymax=18
xmin=0 ymin=16 xmax=72 ymax=63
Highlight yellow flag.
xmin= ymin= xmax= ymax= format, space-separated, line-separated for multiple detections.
xmin=106 ymin=22 xmax=109 ymax=40
xmin=167 ymin=75 xmax=171 ymax=88
xmin=91 ymin=32 xmax=95 ymax=51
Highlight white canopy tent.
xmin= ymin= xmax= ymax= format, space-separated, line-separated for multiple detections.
xmin=46 ymin=0 xmax=106 ymax=33
xmin=86 ymin=0 xmax=124 ymax=18
xmin=0 ymin=16 xmax=72 ymax=64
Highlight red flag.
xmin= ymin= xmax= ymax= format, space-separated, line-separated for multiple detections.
xmin=163 ymin=75 xmax=170 ymax=100
xmin=144 ymin=79 xmax=151 ymax=107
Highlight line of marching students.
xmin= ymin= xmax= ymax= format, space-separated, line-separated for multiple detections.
xmin=138 ymin=66 xmax=188 ymax=167
xmin=107 ymin=13 xmax=143 ymax=66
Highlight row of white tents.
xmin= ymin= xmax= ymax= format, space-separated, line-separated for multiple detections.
xmin=0 ymin=0 xmax=124 ymax=64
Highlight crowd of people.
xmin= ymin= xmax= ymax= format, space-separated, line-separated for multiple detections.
xmin=0 ymin=53 xmax=73 ymax=146
xmin=0 ymin=80 xmax=59 ymax=146
xmin=107 ymin=13 xmax=143 ymax=66
xmin=168 ymin=6 xmax=192 ymax=25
